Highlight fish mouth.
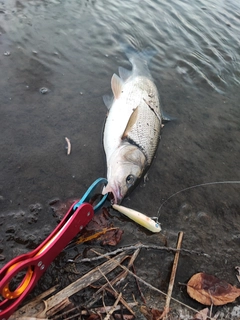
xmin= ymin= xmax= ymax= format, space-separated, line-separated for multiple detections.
xmin=102 ymin=184 xmax=122 ymax=204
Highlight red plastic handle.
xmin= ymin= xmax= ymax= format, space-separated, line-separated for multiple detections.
xmin=0 ymin=202 xmax=94 ymax=320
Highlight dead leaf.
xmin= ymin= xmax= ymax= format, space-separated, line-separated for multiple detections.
xmin=50 ymin=198 xmax=77 ymax=219
xmin=50 ymin=200 xmax=124 ymax=246
xmin=193 ymin=308 xmax=209 ymax=320
xmin=86 ymin=314 xmax=101 ymax=320
xmin=140 ymin=305 xmax=164 ymax=320
xmin=187 ymin=272 xmax=240 ymax=306
xmin=193 ymin=308 xmax=220 ymax=320
xmin=76 ymin=207 xmax=123 ymax=246
xmin=76 ymin=227 xmax=118 ymax=243
xmin=101 ymin=228 xmax=124 ymax=246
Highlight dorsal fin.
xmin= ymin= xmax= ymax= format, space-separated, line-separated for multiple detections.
xmin=122 ymin=106 xmax=139 ymax=139
xmin=111 ymin=74 xmax=123 ymax=99
xmin=118 ymin=66 xmax=131 ymax=81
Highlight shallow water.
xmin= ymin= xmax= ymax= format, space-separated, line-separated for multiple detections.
xmin=0 ymin=0 xmax=240 ymax=316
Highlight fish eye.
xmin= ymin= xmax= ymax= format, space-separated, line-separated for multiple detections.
xmin=126 ymin=174 xmax=135 ymax=186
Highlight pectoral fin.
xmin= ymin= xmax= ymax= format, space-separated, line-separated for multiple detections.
xmin=122 ymin=106 xmax=139 ymax=139
xmin=103 ymin=94 xmax=113 ymax=110
xmin=111 ymin=74 xmax=123 ymax=99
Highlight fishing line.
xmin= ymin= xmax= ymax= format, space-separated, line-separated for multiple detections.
xmin=157 ymin=180 xmax=240 ymax=219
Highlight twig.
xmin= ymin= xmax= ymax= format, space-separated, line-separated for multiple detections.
xmin=104 ymin=292 xmax=122 ymax=320
xmin=85 ymin=249 xmax=140 ymax=309
xmin=163 ymin=231 xmax=184 ymax=319
xmin=132 ymin=264 xmax=146 ymax=304
xmin=9 ymin=286 xmax=58 ymax=320
xmin=94 ymin=303 xmax=137 ymax=315
xmin=98 ymin=265 xmax=118 ymax=294
xmin=98 ymin=252 xmax=217 ymax=319
xmin=47 ymin=298 xmax=72 ymax=318
xmin=69 ymin=243 xmax=209 ymax=263
xmin=65 ymin=137 xmax=71 ymax=155
xmin=104 ymin=286 xmax=135 ymax=316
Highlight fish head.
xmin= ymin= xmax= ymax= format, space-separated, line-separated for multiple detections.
xmin=103 ymin=144 xmax=147 ymax=204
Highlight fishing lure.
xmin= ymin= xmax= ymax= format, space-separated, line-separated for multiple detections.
xmin=112 ymin=204 xmax=161 ymax=233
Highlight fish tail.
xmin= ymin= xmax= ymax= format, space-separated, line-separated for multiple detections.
xmin=126 ymin=47 xmax=156 ymax=64
xmin=121 ymin=44 xmax=157 ymax=75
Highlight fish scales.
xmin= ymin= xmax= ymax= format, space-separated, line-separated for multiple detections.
xmin=123 ymin=77 xmax=161 ymax=165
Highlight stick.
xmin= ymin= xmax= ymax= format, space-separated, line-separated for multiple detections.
xmin=9 ymin=286 xmax=58 ymax=320
xmin=132 ymin=264 xmax=146 ymax=304
xmin=85 ymin=248 xmax=140 ymax=310
xmin=65 ymin=137 xmax=71 ymax=155
xmin=70 ymin=243 xmax=209 ymax=263
xmin=104 ymin=292 xmax=122 ymax=320
xmin=50 ymin=303 xmax=138 ymax=320
xmin=46 ymin=298 xmax=72 ymax=318
xmin=163 ymin=231 xmax=184 ymax=319
xmin=104 ymin=286 xmax=135 ymax=316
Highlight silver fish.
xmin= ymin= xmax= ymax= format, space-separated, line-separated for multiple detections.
xmin=102 ymin=49 xmax=162 ymax=204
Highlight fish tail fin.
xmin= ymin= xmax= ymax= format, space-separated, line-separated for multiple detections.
xmin=126 ymin=46 xmax=156 ymax=64
xmin=120 ymin=44 xmax=157 ymax=76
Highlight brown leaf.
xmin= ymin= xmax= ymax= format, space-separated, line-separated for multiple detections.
xmin=77 ymin=207 xmax=123 ymax=246
xmin=140 ymin=305 xmax=164 ymax=320
xmin=193 ymin=308 xmax=220 ymax=320
xmin=193 ymin=308 xmax=209 ymax=320
xmin=76 ymin=227 xmax=119 ymax=244
xmin=101 ymin=228 xmax=124 ymax=246
xmin=86 ymin=314 xmax=101 ymax=320
xmin=50 ymin=200 xmax=123 ymax=245
xmin=187 ymin=272 xmax=240 ymax=306
xmin=50 ymin=198 xmax=77 ymax=219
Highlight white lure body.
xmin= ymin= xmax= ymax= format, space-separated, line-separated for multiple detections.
xmin=112 ymin=204 xmax=161 ymax=233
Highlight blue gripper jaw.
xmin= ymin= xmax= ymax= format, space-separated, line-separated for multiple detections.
xmin=73 ymin=178 xmax=108 ymax=212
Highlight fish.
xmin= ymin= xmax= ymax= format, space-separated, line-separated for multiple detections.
xmin=102 ymin=48 xmax=162 ymax=204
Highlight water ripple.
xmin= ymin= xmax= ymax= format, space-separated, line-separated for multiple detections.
xmin=1 ymin=0 xmax=240 ymax=94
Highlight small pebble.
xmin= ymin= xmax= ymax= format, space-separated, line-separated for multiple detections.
xmin=39 ymin=87 xmax=49 ymax=94
xmin=4 ymin=51 xmax=10 ymax=56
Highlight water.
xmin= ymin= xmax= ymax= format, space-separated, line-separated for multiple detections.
xmin=0 ymin=0 xmax=240 ymax=316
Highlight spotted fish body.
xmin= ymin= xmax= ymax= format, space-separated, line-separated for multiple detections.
xmin=102 ymin=49 xmax=162 ymax=204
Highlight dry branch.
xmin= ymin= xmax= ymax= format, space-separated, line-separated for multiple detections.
xmin=9 ymin=286 xmax=58 ymax=320
xmin=163 ymin=231 xmax=184 ymax=319
xmin=104 ymin=286 xmax=135 ymax=315
xmin=104 ymin=292 xmax=122 ymax=320
xmin=85 ymin=248 xmax=140 ymax=309
xmin=70 ymin=243 xmax=209 ymax=263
